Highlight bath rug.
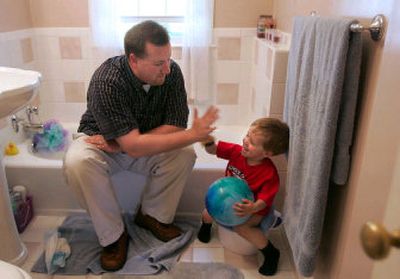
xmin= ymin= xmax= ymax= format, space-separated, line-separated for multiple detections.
xmin=101 ymin=262 xmax=244 ymax=279
xmin=31 ymin=213 xmax=200 ymax=275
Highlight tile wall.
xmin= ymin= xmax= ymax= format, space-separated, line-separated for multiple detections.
xmin=251 ymin=37 xmax=289 ymax=120
xmin=1 ymin=27 xmax=288 ymax=125
xmin=212 ymin=28 xmax=254 ymax=125
xmin=0 ymin=27 xmax=289 ymax=140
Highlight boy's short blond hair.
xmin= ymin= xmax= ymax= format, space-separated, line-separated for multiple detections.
xmin=250 ymin=118 xmax=289 ymax=155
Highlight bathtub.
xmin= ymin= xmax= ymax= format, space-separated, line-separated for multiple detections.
xmin=4 ymin=123 xmax=261 ymax=217
xmin=4 ymin=122 xmax=287 ymax=217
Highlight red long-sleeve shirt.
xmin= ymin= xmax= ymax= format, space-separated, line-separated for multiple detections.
xmin=216 ymin=141 xmax=279 ymax=216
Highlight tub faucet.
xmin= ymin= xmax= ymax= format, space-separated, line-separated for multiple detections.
xmin=26 ymin=106 xmax=39 ymax=124
xmin=11 ymin=106 xmax=44 ymax=134
xmin=24 ymin=106 xmax=44 ymax=133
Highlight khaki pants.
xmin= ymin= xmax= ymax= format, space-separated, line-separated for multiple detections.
xmin=63 ymin=135 xmax=196 ymax=246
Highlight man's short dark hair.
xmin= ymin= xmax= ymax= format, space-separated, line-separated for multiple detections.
xmin=124 ymin=20 xmax=170 ymax=58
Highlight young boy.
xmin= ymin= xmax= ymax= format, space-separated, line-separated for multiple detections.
xmin=197 ymin=117 xmax=289 ymax=276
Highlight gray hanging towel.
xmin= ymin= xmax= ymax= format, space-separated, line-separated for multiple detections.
xmin=283 ymin=16 xmax=362 ymax=277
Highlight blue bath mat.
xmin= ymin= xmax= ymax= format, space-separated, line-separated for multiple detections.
xmin=31 ymin=213 xmax=199 ymax=275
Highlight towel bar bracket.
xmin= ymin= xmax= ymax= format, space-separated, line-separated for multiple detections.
xmin=350 ymin=14 xmax=385 ymax=41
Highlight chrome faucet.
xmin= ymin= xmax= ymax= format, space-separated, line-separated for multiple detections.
xmin=11 ymin=106 xmax=44 ymax=134
xmin=25 ymin=106 xmax=39 ymax=124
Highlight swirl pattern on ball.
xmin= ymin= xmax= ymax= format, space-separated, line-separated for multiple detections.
xmin=205 ymin=177 xmax=254 ymax=227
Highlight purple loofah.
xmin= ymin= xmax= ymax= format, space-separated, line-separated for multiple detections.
xmin=32 ymin=120 xmax=69 ymax=152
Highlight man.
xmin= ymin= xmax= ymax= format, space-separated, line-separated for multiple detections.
xmin=63 ymin=20 xmax=218 ymax=271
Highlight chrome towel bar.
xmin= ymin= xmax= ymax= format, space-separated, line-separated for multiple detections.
xmin=310 ymin=12 xmax=385 ymax=41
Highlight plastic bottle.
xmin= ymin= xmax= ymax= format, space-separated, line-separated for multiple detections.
xmin=10 ymin=191 xmax=23 ymax=214
xmin=257 ymin=16 xmax=267 ymax=38
xmin=10 ymin=190 xmax=17 ymax=214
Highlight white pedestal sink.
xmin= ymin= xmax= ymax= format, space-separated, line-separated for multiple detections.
xmin=0 ymin=67 xmax=41 ymax=265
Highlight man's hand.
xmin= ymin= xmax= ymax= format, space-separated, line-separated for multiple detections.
xmin=85 ymin=135 xmax=121 ymax=153
xmin=191 ymin=106 xmax=219 ymax=141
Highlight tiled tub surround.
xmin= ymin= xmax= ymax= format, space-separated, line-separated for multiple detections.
xmin=251 ymin=37 xmax=289 ymax=121
xmin=0 ymin=29 xmax=35 ymax=69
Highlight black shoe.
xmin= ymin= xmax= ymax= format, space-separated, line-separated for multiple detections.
xmin=197 ymin=222 xmax=212 ymax=243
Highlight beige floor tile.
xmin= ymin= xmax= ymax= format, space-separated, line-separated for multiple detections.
xmin=21 ymin=242 xmax=43 ymax=273
xmin=20 ymin=215 xmax=65 ymax=243
xmin=53 ymin=275 xmax=87 ymax=279
xmin=240 ymin=268 xmax=263 ymax=279
xmin=280 ymin=228 xmax=292 ymax=251
xmin=224 ymin=249 xmax=259 ymax=270
xmin=193 ymin=247 xmax=225 ymax=263
xmin=271 ymin=270 xmax=298 ymax=279
xmin=30 ymin=215 xmax=65 ymax=229
xmin=30 ymin=272 xmax=53 ymax=279
xmin=278 ymin=248 xmax=296 ymax=271
xmin=25 ymin=242 xmax=43 ymax=260
xmin=179 ymin=246 xmax=193 ymax=262
xmin=242 ymin=267 xmax=298 ymax=279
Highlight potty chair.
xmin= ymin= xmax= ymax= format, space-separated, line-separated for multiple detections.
xmin=0 ymin=261 xmax=31 ymax=279
xmin=217 ymin=209 xmax=282 ymax=255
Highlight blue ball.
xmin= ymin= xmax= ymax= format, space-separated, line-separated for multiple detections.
xmin=205 ymin=177 xmax=254 ymax=227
